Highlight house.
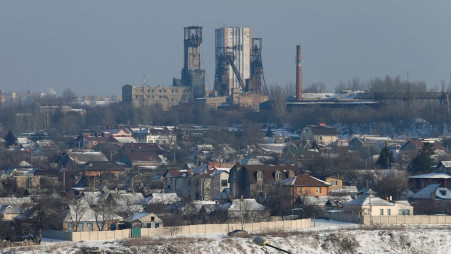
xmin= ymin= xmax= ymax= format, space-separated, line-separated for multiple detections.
xmin=141 ymin=193 xmax=181 ymax=206
xmin=325 ymin=176 xmax=343 ymax=190
xmin=76 ymin=161 xmax=130 ymax=176
xmin=102 ymin=128 xmax=132 ymax=138
xmin=436 ymin=161 xmax=451 ymax=174
xmin=278 ymin=174 xmax=331 ymax=204
xmin=229 ymin=164 xmax=298 ymax=200
xmin=120 ymin=143 xmax=164 ymax=155
xmin=400 ymin=139 xmax=446 ymax=160
xmin=0 ymin=197 xmax=33 ymax=221
xmin=146 ymin=128 xmax=176 ymax=145
xmin=343 ymin=192 xmax=413 ymax=216
xmin=124 ymin=212 xmax=163 ymax=229
xmin=300 ymin=123 xmax=338 ymax=146
xmin=119 ymin=153 xmax=166 ymax=169
xmin=348 ymin=136 xmax=395 ymax=155
xmin=74 ymin=134 xmax=107 ymax=149
xmin=58 ymin=151 xmax=108 ymax=169
xmin=62 ymin=200 xmax=122 ymax=232
xmin=409 ymin=184 xmax=451 ymax=214
xmin=408 ymin=172 xmax=451 ymax=191
xmin=210 ymin=168 xmax=230 ymax=199
xmin=219 ymin=199 xmax=269 ymax=223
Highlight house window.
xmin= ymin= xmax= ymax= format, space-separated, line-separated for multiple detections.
xmin=320 ymin=136 xmax=323 ymax=140
xmin=257 ymin=171 xmax=263 ymax=180
xmin=221 ymin=180 xmax=228 ymax=187
xmin=257 ymin=184 xmax=263 ymax=192
xmin=380 ymin=209 xmax=384 ymax=215
xmin=77 ymin=222 xmax=84 ymax=232
xmin=332 ymin=180 xmax=338 ymax=186
xmin=68 ymin=222 xmax=74 ymax=232
xmin=87 ymin=222 xmax=93 ymax=232
xmin=98 ymin=222 xmax=104 ymax=230
xmin=147 ymin=223 xmax=151 ymax=228
xmin=151 ymin=217 xmax=155 ymax=221
xmin=298 ymin=188 xmax=303 ymax=194
xmin=275 ymin=171 xmax=282 ymax=181
xmin=155 ymin=222 xmax=160 ymax=228
xmin=400 ymin=209 xmax=410 ymax=215
xmin=387 ymin=209 xmax=391 ymax=216
xmin=316 ymin=187 xmax=321 ymax=194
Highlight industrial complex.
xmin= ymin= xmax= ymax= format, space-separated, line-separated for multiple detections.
xmin=122 ymin=25 xmax=450 ymax=112
xmin=122 ymin=26 xmax=271 ymax=111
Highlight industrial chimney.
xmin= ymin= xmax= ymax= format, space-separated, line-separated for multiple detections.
xmin=296 ymin=45 xmax=302 ymax=101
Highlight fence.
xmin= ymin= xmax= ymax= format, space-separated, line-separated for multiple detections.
xmin=43 ymin=218 xmax=311 ymax=242
xmin=326 ymin=213 xmax=451 ymax=225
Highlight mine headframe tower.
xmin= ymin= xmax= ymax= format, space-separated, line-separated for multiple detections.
xmin=246 ymin=38 xmax=269 ymax=97
xmin=214 ymin=46 xmax=246 ymax=96
xmin=180 ymin=26 xmax=206 ymax=99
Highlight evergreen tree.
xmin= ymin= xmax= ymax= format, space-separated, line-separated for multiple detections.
xmin=408 ymin=142 xmax=435 ymax=174
xmin=377 ymin=144 xmax=393 ymax=168
xmin=4 ymin=130 xmax=16 ymax=148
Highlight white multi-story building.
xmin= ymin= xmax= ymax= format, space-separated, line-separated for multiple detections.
xmin=215 ymin=27 xmax=252 ymax=96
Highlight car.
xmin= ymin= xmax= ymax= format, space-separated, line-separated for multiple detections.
xmin=227 ymin=229 xmax=249 ymax=237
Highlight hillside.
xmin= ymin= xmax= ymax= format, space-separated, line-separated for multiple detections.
xmin=3 ymin=223 xmax=450 ymax=254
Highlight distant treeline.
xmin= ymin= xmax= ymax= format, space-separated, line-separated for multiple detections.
xmin=1 ymin=76 xmax=450 ymax=134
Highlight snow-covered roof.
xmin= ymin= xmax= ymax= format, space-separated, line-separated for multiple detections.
xmin=66 ymin=151 xmax=108 ymax=164
xmin=439 ymin=161 xmax=451 ymax=168
xmin=410 ymin=184 xmax=451 ymax=200
xmin=221 ymin=199 xmax=266 ymax=211
xmin=141 ymin=193 xmax=181 ymax=205
xmin=113 ymin=137 xmax=137 ymax=144
xmin=18 ymin=161 xmax=32 ymax=167
xmin=210 ymin=169 xmax=229 ymax=178
xmin=345 ymin=194 xmax=393 ymax=207
xmin=239 ymin=157 xmax=264 ymax=165
xmin=410 ymin=184 xmax=441 ymax=199
xmin=408 ymin=173 xmax=451 ymax=179
xmin=257 ymin=143 xmax=286 ymax=153
xmin=64 ymin=202 xmax=122 ymax=222
xmin=0 ymin=197 xmax=32 ymax=206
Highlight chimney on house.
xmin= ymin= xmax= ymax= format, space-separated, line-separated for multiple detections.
xmin=296 ymin=45 xmax=303 ymax=101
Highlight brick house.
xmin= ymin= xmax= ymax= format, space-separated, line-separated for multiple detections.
xmin=278 ymin=174 xmax=331 ymax=204
xmin=228 ymin=164 xmax=298 ymax=199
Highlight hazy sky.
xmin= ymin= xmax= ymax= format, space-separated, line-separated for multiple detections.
xmin=1 ymin=0 xmax=450 ymax=96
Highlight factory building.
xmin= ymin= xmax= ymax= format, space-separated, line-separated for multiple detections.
xmin=122 ymin=85 xmax=191 ymax=111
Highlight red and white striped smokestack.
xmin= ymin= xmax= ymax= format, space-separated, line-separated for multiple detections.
xmin=296 ymin=45 xmax=302 ymax=101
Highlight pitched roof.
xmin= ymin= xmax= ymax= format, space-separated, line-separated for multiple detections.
xmin=279 ymin=174 xmax=331 ymax=187
xmin=221 ymin=199 xmax=266 ymax=211
xmin=121 ymin=143 xmax=162 ymax=153
xmin=410 ymin=184 xmax=442 ymax=199
xmin=345 ymin=194 xmax=393 ymax=207
xmin=408 ymin=172 xmax=451 ymax=179
xmin=165 ymin=169 xmax=182 ymax=178
xmin=123 ymin=153 xmax=161 ymax=162
xmin=402 ymin=139 xmax=446 ymax=151
xmin=66 ymin=151 xmax=108 ymax=164
xmin=141 ymin=193 xmax=181 ymax=205
xmin=78 ymin=161 xmax=130 ymax=172
xmin=239 ymin=165 xmax=299 ymax=184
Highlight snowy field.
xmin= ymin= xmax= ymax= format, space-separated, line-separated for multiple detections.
xmin=2 ymin=220 xmax=450 ymax=254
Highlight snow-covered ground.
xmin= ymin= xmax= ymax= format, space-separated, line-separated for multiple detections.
xmin=3 ymin=220 xmax=451 ymax=254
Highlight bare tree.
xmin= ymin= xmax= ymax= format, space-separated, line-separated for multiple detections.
xmin=66 ymin=199 xmax=89 ymax=232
